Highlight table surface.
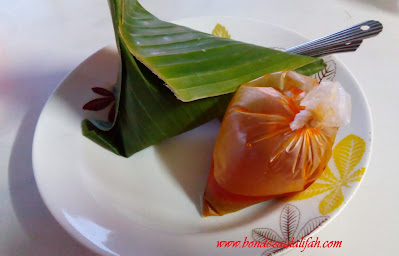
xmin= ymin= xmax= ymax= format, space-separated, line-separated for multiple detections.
xmin=1 ymin=0 xmax=398 ymax=255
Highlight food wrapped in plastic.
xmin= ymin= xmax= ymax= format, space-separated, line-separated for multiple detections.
xmin=202 ymin=71 xmax=351 ymax=216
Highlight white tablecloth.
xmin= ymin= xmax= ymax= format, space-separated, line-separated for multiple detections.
xmin=1 ymin=0 xmax=398 ymax=255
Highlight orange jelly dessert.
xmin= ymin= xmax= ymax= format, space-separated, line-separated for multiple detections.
xmin=202 ymin=71 xmax=351 ymax=216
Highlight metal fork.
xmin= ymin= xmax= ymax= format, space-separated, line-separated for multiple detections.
xmin=284 ymin=20 xmax=383 ymax=57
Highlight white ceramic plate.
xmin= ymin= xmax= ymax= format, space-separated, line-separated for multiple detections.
xmin=33 ymin=17 xmax=372 ymax=256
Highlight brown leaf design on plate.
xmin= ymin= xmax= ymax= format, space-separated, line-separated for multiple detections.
xmin=83 ymin=87 xmax=116 ymax=122
xmin=252 ymin=228 xmax=283 ymax=242
xmin=315 ymin=60 xmax=336 ymax=82
xmin=261 ymin=247 xmax=284 ymax=256
xmin=92 ymin=87 xmax=115 ymax=98
xmin=83 ymin=97 xmax=114 ymax=111
xmin=252 ymin=204 xmax=330 ymax=256
xmin=280 ymin=204 xmax=300 ymax=242
xmin=296 ymin=216 xmax=329 ymax=240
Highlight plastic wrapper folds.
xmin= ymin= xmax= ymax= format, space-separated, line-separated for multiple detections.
xmin=202 ymin=71 xmax=351 ymax=216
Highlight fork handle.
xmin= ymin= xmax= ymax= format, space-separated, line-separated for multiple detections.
xmin=285 ymin=20 xmax=383 ymax=57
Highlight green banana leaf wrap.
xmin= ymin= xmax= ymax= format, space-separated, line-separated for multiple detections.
xmin=82 ymin=0 xmax=326 ymax=157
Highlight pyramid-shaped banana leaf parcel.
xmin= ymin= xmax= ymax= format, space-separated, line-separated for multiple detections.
xmin=82 ymin=0 xmax=326 ymax=157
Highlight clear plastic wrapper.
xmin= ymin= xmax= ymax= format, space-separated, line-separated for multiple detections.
xmin=202 ymin=71 xmax=351 ymax=216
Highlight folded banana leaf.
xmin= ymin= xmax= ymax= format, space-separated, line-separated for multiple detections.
xmin=119 ymin=0 xmax=324 ymax=102
xmin=82 ymin=0 xmax=326 ymax=157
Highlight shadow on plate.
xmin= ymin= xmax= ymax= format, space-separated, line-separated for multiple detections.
xmin=7 ymin=70 xmax=100 ymax=256
xmin=154 ymin=126 xmax=216 ymax=216
xmin=154 ymin=121 xmax=283 ymax=232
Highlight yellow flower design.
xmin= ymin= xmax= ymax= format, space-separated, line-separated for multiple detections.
xmin=289 ymin=134 xmax=366 ymax=215
xmin=212 ymin=24 xmax=231 ymax=38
